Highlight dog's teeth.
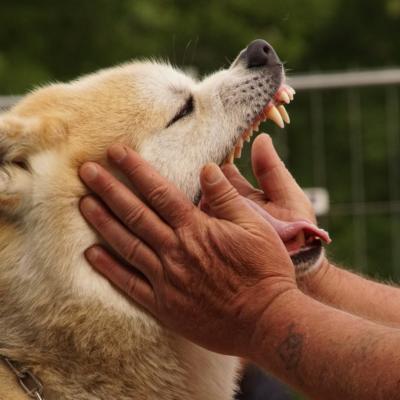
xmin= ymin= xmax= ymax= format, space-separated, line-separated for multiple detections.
xmin=286 ymin=89 xmax=294 ymax=101
xmin=278 ymin=105 xmax=290 ymax=124
xmin=255 ymin=121 xmax=260 ymax=131
xmin=279 ymin=91 xmax=291 ymax=105
xmin=243 ymin=130 xmax=251 ymax=142
xmin=267 ymin=106 xmax=285 ymax=128
xmin=234 ymin=145 xmax=243 ymax=159
xmin=234 ymin=146 xmax=240 ymax=158
xmin=228 ymin=150 xmax=235 ymax=163
xmin=234 ymin=138 xmax=244 ymax=158
xmin=284 ymin=85 xmax=296 ymax=96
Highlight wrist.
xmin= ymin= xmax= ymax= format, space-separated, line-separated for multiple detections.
xmin=297 ymin=256 xmax=340 ymax=301
xmin=248 ymin=287 xmax=306 ymax=365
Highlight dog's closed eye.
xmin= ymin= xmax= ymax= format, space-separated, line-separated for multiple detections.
xmin=166 ymin=96 xmax=194 ymax=128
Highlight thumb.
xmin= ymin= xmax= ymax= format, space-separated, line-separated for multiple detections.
xmin=200 ymin=163 xmax=256 ymax=224
xmin=221 ymin=163 xmax=257 ymax=198
xmin=252 ymin=133 xmax=304 ymax=202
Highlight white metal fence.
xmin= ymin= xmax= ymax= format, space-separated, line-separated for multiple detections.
xmin=288 ymin=69 xmax=400 ymax=278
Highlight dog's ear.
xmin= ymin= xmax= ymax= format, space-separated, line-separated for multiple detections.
xmin=0 ymin=164 xmax=32 ymax=218
xmin=0 ymin=113 xmax=66 ymax=217
xmin=0 ymin=113 xmax=66 ymax=164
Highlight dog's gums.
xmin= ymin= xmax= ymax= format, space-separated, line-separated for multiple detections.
xmin=224 ymin=84 xmax=295 ymax=164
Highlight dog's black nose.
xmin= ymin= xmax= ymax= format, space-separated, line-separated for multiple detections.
xmin=245 ymin=39 xmax=281 ymax=68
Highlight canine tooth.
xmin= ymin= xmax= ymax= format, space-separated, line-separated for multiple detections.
xmin=278 ymin=105 xmax=290 ymax=124
xmin=267 ymin=106 xmax=285 ymax=128
xmin=234 ymin=146 xmax=240 ymax=158
xmin=243 ymin=130 xmax=251 ymax=142
xmin=228 ymin=150 xmax=235 ymax=163
xmin=279 ymin=91 xmax=291 ymax=104
xmin=234 ymin=145 xmax=243 ymax=159
xmin=234 ymin=137 xmax=243 ymax=155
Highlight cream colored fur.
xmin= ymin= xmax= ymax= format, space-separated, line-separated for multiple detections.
xmin=0 ymin=57 xmax=283 ymax=399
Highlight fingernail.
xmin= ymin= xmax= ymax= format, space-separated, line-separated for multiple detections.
xmin=109 ymin=144 xmax=127 ymax=163
xmin=85 ymin=246 xmax=100 ymax=263
xmin=204 ymin=164 xmax=223 ymax=184
xmin=80 ymin=163 xmax=98 ymax=181
xmin=81 ymin=196 xmax=98 ymax=214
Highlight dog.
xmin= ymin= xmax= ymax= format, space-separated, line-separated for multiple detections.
xmin=0 ymin=39 xmax=321 ymax=399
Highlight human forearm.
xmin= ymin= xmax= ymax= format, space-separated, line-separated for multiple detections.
xmin=298 ymin=259 xmax=400 ymax=327
xmin=252 ymin=289 xmax=400 ymax=400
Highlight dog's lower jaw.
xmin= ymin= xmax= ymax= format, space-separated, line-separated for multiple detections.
xmin=292 ymin=243 xmax=326 ymax=278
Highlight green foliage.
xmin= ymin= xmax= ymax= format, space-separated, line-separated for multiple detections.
xmin=0 ymin=0 xmax=374 ymax=92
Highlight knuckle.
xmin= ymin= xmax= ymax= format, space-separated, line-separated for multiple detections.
xmin=123 ymin=204 xmax=146 ymax=229
xmin=159 ymin=234 xmax=178 ymax=253
xmin=124 ymin=161 xmax=157 ymax=190
xmin=159 ymin=238 xmax=179 ymax=262
xmin=166 ymin=204 xmax=192 ymax=227
xmin=210 ymin=185 xmax=238 ymax=207
xmin=124 ymin=274 xmax=139 ymax=297
xmin=147 ymin=185 xmax=170 ymax=208
xmin=93 ymin=210 xmax=113 ymax=231
xmin=124 ymin=160 xmax=145 ymax=179
xmin=121 ymin=238 xmax=142 ymax=264
xmin=99 ymin=179 xmax=116 ymax=197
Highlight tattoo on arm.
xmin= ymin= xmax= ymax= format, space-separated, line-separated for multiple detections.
xmin=278 ymin=323 xmax=304 ymax=370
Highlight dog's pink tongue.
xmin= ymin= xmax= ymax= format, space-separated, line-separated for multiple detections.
xmin=245 ymin=199 xmax=331 ymax=245
xmin=199 ymin=196 xmax=330 ymax=245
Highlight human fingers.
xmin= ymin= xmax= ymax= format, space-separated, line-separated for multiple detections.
xmin=79 ymin=162 xmax=174 ymax=251
xmin=200 ymin=163 xmax=259 ymax=225
xmin=80 ymin=196 xmax=162 ymax=284
xmin=221 ymin=163 xmax=259 ymax=198
xmin=251 ymin=134 xmax=305 ymax=202
xmin=85 ymin=245 xmax=157 ymax=315
xmin=107 ymin=144 xmax=196 ymax=228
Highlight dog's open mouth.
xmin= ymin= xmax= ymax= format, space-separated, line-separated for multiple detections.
xmin=222 ymin=83 xmax=295 ymax=164
xmin=241 ymin=199 xmax=331 ymax=266
xmin=213 ymin=81 xmax=331 ymax=267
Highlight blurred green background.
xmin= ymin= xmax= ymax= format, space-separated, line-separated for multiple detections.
xmin=1 ymin=0 xmax=400 ymax=92
xmin=0 ymin=1 xmax=399 ymax=398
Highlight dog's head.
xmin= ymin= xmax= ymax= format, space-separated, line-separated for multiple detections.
xmin=66 ymin=39 xmax=293 ymax=202
xmin=0 ymin=39 xmax=325 ymax=301
xmin=1 ymin=40 xmax=292 ymax=193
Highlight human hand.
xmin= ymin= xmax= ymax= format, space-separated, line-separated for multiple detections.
xmin=220 ymin=133 xmax=315 ymax=224
xmin=79 ymin=145 xmax=298 ymax=358
xmin=218 ymin=134 xmax=330 ymax=281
